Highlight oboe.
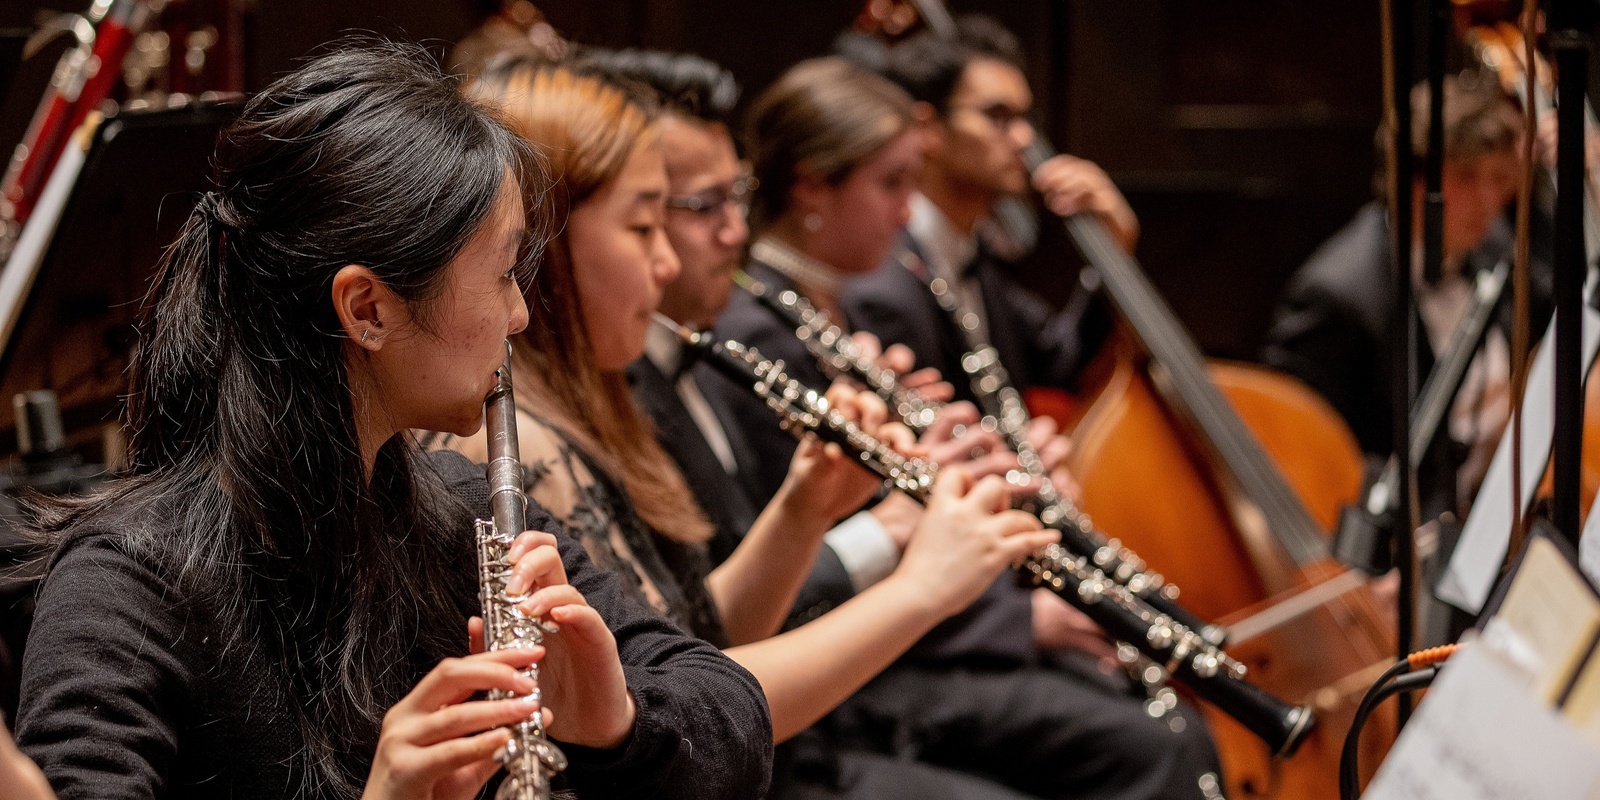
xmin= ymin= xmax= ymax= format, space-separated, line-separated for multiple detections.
xmin=668 ymin=322 xmax=1315 ymax=758
xmin=733 ymin=268 xmax=943 ymax=433
xmin=477 ymin=343 xmax=567 ymax=799
xmin=745 ymin=250 xmax=1223 ymax=646
xmin=935 ymin=299 xmax=1226 ymax=645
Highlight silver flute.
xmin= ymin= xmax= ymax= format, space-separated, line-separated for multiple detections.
xmin=666 ymin=322 xmax=1315 ymax=758
xmin=733 ymin=269 xmax=943 ymax=432
xmin=477 ymin=342 xmax=568 ymax=799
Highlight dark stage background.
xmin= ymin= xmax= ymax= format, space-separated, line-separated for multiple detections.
xmin=1 ymin=1 xmax=1393 ymax=364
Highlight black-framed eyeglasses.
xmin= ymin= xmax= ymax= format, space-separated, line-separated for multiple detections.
xmin=666 ymin=174 xmax=757 ymax=219
xmin=952 ymin=102 xmax=1032 ymax=133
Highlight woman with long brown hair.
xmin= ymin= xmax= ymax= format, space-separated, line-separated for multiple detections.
xmin=444 ymin=58 xmax=1059 ymax=792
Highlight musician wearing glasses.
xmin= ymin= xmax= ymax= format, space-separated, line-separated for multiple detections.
xmin=583 ymin=50 xmax=942 ymax=633
xmin=841 ymin=15 xmax=1131 ymax=413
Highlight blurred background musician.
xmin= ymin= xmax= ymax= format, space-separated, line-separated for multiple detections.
xmin=1263 ymin=76 xmax=1540 ymax=514
xmin=841 ymin=15 xmax=1127 ymax=412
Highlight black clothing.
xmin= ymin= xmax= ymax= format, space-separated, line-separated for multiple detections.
xmin=704 ymin=260 xmax=1223 ymax=800
xmin=17 ymin=449 xmax=772 ymax=800
xmin=624 ymin=357 xmax=764 ymax=563
xmin=824 ymin=659 xmax=1221 ymax=800
xmin=841 ymin=235 xmax=1106 ymax=408
xmin=1262 ymin=202 xmax=1551 ymax=456
xmin=626 ymin=356 xmax=858 ymax=625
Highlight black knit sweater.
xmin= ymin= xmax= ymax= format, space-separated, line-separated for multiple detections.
xmin=15 ymin=450 xmax=772 ymax=799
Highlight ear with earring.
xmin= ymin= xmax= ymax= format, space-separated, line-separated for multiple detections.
xmin=360 ymin=328 xmax=383 ymax=346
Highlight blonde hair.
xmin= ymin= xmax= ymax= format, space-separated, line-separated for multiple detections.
xmin=471 ymin=60 xmax=714 ymax=544
xmin=747 ymin=56 xmax=915 ymax=221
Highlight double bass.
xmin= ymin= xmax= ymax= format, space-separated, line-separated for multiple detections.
xmin=1062 ymin=220 xmax=1392 ymax=799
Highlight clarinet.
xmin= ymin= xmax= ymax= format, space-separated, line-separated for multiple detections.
xmin=901 ymin=247 xmax=1225 ymax=645
xmin=941 ymin=310 xmax=1226 ymax=645
xmin=669 ymin=322 xmax=1315 ymax=758
xmin=476 ymin=343 xmax=568 ymax=799
xmin=751 ymin=245 xmax=1223 ymax=646
xmin=733 ymin=269 xmax=943 ymax=432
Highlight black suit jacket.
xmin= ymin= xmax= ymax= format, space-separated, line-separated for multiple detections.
xmin=707 ymin=260 xmax=1038 ymax=665
xmin=841 ymin=233 xmax=1107 ymax=403
xmin=1261 ymin=202 xmax=1551 ymax=457
xmin=708 ymin=263 xmax=835 ymax=506
xmin=626 ymin=355 xmax=859 ymax=627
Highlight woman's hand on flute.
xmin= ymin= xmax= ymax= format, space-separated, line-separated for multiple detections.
xmin=364 ymin=647 xmax=552 ymax=800
xmin=500 ymin=530 xmax=637 ymax=750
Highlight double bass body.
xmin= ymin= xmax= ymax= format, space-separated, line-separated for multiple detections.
xmin=1062 ymin=322 xmax=1396 ymax=797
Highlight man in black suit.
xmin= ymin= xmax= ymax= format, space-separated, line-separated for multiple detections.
xmin=841 ymin=16 xmax=1127 ymax=407
xmin=1263 ymin=76 xmax=1547 ymax=512
xmin=600 ymin=47 xmax=1223 ymax=800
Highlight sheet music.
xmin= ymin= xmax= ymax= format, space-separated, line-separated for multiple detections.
xmin=1478 ymin=536 xmax=1600 ymax=702
xmin=1440 ymin=309 xmax=1600 ymax=613
xmin=1362 ymin=646 xmax=1600 ymax=800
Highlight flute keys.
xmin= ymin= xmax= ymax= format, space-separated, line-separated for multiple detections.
xmin=532 ymin=738 xmax=568 ymax=772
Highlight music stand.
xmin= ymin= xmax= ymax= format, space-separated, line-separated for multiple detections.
xmin=0 ymin=101 xmax=238 ymax=455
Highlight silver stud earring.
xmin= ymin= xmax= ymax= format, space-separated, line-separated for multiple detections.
xmin=360 ymin=328 xmax=372 ymax=344
xmin=804 ymin=212 xmax=823 ymax=232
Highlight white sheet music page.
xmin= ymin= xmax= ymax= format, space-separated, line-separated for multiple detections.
xmin=1440 ymin=309 xmax=1600 ymax=613
xmin=1362 ymin=646 xmax=1600 ymax=800
xmin=1477 ymin=536 xmax=1600 ymax=702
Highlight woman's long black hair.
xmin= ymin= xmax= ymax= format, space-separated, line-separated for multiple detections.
xmin=32 ymin=41 xmax=540 ymax=796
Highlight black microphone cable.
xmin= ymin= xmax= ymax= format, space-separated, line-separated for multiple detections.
xmin=1339 ymin=643 xmax=1462 ymax=800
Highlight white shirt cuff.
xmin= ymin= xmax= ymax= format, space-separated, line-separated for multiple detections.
xmin=824 ymin=511 xmax=900 ymax=592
